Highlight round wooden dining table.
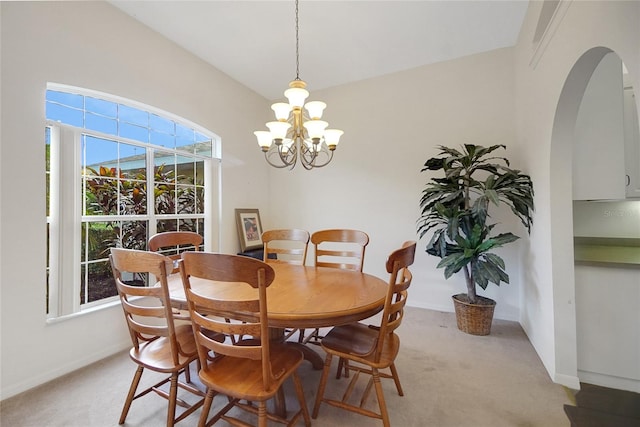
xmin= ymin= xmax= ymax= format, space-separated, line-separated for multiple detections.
xmin=167 ymin=262 xmax=389 ymax=368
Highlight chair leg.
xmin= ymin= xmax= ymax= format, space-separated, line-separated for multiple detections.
xmin=336 ymin=357 xmax=350 ymax=379
xmin=184 ymin=362 xmax=191 ymax=383
xmin=166 ymin=373 xmax=179 ymax=427
xmin=198 ymin=389 xmax=215 ymax=427
xmin=258 ymin=401 xmax=267 ymax=427
xmin=336 ymin=358 xmax=344 ymax=379
xmin=292 ymin=371 xmax=312 ymax=427
xmin=389 ymin=362 xmax=404 ymax=396
xmin=312 ymin=353 xmax=333 ymax=419
xmin=119 ymin=366 xmax=143 ymax=424
xmin=372 ymin=369 xmax=390 ymax=427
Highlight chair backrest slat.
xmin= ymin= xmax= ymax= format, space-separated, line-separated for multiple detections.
xmin=311 ymin=229 xmax=369 ymax=272
xmin=262 ymin=229 xmax=310 ymax=265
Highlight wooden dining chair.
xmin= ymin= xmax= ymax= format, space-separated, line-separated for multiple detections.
xmin=109 ymin=247 xmax=205 ymax=427
xmin=149 ymin=231 xmax=204 ymax=274
xmin=301 ymin=229 xmax=370 ymax=344
xmin=311 ymin=229 xmax=369 ymax=271
xmin=312 ymin=241 xmax=417 ymax=427
xmin=262 ymin=228 xmax=310 ymax=341
xmin=179 ymin=252 xmax=312 ymax=427
xmin=262 ymin=228 xmax=310 ymax=265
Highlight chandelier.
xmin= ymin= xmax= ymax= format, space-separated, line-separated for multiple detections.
xmin=254 ymin=0 xmax=343 ymax=170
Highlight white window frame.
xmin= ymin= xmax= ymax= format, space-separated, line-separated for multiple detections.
xmin=46 ymin=84 xmax=222 ymax=320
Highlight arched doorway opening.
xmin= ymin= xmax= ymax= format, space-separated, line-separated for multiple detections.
xmin=550 ymin=46 xmax=640 ymax=393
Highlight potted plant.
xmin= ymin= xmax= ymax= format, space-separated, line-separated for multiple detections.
xmin=417 ymin=144 xmax=534 ymax=335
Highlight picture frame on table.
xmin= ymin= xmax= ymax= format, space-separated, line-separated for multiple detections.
xmin=235 ymin=208 xmax=264 ymax=252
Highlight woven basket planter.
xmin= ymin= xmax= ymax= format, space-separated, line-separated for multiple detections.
xmin=452 ymin=294 xmax=496 ymax=336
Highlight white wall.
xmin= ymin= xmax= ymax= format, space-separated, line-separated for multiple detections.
xmin=266 ymin=47 xmax=525 ymax=322
xmin=513 ymin=0 xmax=640 ymax=389
xmin=0 ymin=2 xmax=271 ymax=399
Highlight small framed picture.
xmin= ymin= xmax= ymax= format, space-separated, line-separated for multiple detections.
xmin=235 ymin=208 xmax=264 ymax=252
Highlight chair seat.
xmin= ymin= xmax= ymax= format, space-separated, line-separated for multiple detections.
xmin=321 ymin=323 xmax=400 ymax=369
xmin=129 ymin=324 xmax=197 ymax=372
xmin=198 ymin=344 xmax=304 ymax=401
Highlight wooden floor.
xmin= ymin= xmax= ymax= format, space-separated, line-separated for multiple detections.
xmin=564 ymin=383 xmax=640 ymax=427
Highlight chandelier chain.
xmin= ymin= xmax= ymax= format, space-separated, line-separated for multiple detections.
xmin=295 ymin=0 xmax=300 ymax=81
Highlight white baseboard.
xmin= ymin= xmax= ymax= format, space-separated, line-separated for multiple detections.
xmin=1 ymin=341 xmax=130 ymax=400
xmin=554 ymin=373 xmax=581 ymax=390
xmin=578 ymin=370 xmax=640 ymax=393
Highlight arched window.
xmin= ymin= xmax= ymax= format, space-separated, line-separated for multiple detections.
xmin=45 ymin=84 xmax=221 ymax=317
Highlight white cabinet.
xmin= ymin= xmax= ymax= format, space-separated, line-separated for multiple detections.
xmin=624 ymin=87 xmax=640 ymax=198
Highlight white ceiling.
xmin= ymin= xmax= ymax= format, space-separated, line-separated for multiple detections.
xmin=110 ymin=1 xmax=529 ymax=100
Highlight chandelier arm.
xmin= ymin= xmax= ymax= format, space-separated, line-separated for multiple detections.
xmin=303 ymin=149 xmax=334 ymax=169
xmin=264 ymin=152 xmax=293 ymax=169
xmin=300 ymin=143 xmax=334 ymax=169
xmin=277 ymin=142 xmax=298 ymax=166
xmin=299 ymin=143 xmax=317 ymax=170
xmin=264 ymin=143 xmax=298 ymax=169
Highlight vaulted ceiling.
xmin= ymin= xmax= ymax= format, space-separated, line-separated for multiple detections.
xmin=110 ymin=1 xmax=529 ymax=100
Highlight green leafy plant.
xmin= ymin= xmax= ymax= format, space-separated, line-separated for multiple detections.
xmin=417 ymin=144 xmax=534 ymax=304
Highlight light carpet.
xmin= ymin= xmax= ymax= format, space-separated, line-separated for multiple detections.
xmin=0 ymin=307 xmax=572 ymax=426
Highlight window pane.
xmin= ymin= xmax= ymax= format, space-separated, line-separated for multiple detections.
xmin=178 ymin=218 xmax=203 ymax=235
xmin=85 ymin=177 xmax=119 ymax=215
xmin=46 ymin=102 xmax=83 ymax=127
xmin=86 ymin=97 xmax=117 ymax=118
xmin=150 ymin=130 xmax=175 ymax=149
xmin=195 ymin=132 xmax=209 ymax=142
xmin=45 ymin=127 xmax=51 ymax=172
xmin=157 ymin=219 xmax=178 ymax=233
xmin=46 ymin=128 xmax=51 ymax=216
xmin=84 ymin=136 xmax=118 ymax=171
xmin=84 ymin=222 xmax=118 ymax=261
xmin=195 ymin=139 xmax=213 ymax=157
xmin=86 ymin=112 xmax=117 ymax=135
xmin=154 ymin=152 xmax=176 ymax=184
xmin=47 ymin=219 xmax=51 ymax=313
xmin=195 ymin=186 xmax=204 ymax=214
xmin=119 ymin=220 xmax=148 ymax=250
xmin=46 ymin=268 xmax=50 ymax=314
xmin=176 ymin=123 xmax=194 ymax=139
xmin=176 ymin=155 xmax=194 ymax=184
xmin=177 ymin=185 xmax=196 ymax=214
xmin=176 ymin=137 xmax=195 ymax=154
xmin=46 ymin=90 xmax=83 ymax=108
xmin=120 ymin=180 xmax=147 ymax=215
xmin=119 ymin=122 xmax=149 ymax=143
xmin=119 ymin=142 xmax=146 ymax=177
xmin=82 ymin=262 xmax=117 ymax=304
xmin=84 ymin=137 xmax=119 ymax=215
xmin=155 ymin=182 xmax=176 ymax=215
xmin=195 ymin=159 xmax=204 ymax=185
xmin=119 ymin=104 xmax=148 ymax=127
xmin=150 ymin=114 xmax=174 ymax=134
